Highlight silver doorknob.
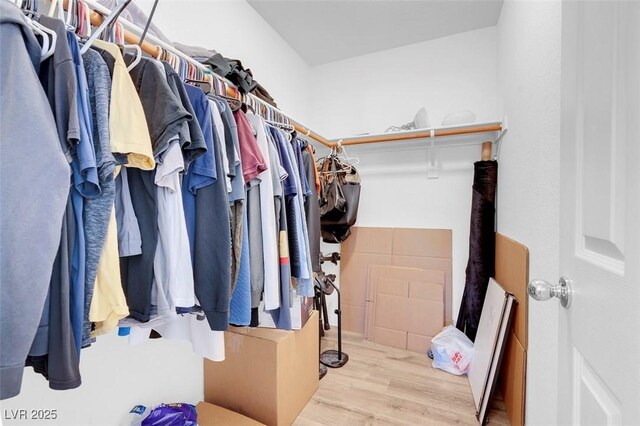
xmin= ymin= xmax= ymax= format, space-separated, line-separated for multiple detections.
xmin=528 ymin=276 xmax=572 ymax=308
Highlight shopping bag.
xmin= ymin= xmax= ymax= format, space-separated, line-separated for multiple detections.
xmin=430 ymin=325 xmax=474 ymax=375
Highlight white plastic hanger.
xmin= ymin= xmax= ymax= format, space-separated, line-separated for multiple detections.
xmin=336 ymin=140 xmax=360 ymax=166
xmin=83 ymin=0 xmax=92 ymax=37
xmin=29 ymin=21 xmax=49 ymax=59
xmin=65 ymin=0 xmax=74 ymax=29
xmin=48 ymin=0 xmax=65 ymax=20
xmin=124 ymin=44 xmax=141 ymax=71
xmin=28 ymin=19 xmax=57 ymax=61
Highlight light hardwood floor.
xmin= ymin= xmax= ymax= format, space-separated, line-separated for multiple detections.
xmin=295 ymin=330 xmax=510 ymax=426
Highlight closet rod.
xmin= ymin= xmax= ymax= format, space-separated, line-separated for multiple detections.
xmin=332 ymin=123 xmax=503 ymax=147
xmin=66 ymin=0 xmax=334 ymax=148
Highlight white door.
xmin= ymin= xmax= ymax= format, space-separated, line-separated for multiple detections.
xmin=554 ymin=1 xmax=640 ymax=424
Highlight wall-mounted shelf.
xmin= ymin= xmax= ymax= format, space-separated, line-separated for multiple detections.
xmin=328 ymin=120 xmax=508 ymax=179
xmin=333 ymin=121 xmax=504 ymax=146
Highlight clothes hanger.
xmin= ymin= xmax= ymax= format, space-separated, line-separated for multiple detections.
xmin=65 ymin=0 xmax=75 ymax=30
xmin=80 ymin=0 xmax=132 ymax=54
xmin=29 ymin=22 xmax=49 ymax=59
xmin=21 ymin=0 xmax=38 ymax=18
xmin=319 ymin=149 xmax=354 ymax=177
xmin=336 ymin=141 xmax=359 ymax=166
xmin=48 ymin=0 xmax=65 ymax=20
xmin=18 ymin=0 xmax=51 ymax=61
xmin=32 ymin=19 xmax=57 ymax=61
xmin=124 ymin=44 xmax=141 ymax=71
xmin=75 ymin=1 xmax=83 ymax=35
xmin=78 ymin=0 xmax=91 ymax=38
xmin=186 ymin=77 xmax=213 ymax=94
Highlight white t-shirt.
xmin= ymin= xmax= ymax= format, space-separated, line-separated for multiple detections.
xmin=208 ymin=100 xmax=232 ymax=193
xmin=122 ymin=314 xmax=224 ymax=362
xmin=246 ymin=114 xmax=280 ymax=310
xmin=153 ymin=139 xmax=196 ymax=313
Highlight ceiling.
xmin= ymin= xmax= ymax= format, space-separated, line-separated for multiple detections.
xmin=247 ymin=0 xmax=504 ymax=66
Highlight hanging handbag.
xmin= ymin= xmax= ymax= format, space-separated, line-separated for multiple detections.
xmin=319 ymin=157 xmax=347 ymax=220
xmin=317 ymin=155 xmax=361 ymax=243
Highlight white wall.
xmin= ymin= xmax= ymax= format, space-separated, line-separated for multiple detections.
xmin=1 ymin=334 xmax=202 ymax=425
xmin=309 ymin=27 xmax=499 ymax=325
xmin=307 ymin=26 xmax=499 ymax=138
xmin=496 ymin=1 xmax=561 ymax=425
xmin=0 ymin=2 xmax=311 ymax=424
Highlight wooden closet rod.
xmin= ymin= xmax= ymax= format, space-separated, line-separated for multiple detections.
xmin=333 ymin=123 xmax=503 ymax=147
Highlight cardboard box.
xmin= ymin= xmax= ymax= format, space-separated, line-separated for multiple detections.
xmin=494 ymin=233 xmax=529 ymax=426
xmin=204 ymin=311 xmax=319 ymax=426
xmin=341 ymin=227 xmax=453 ymax=333
xmin=196 ymin=401 xmax=265 ymax=425
xmin=364 ymin=265 xmax=444 ymax=353
xmin=257 ymin=291 xmax=314 ymax=330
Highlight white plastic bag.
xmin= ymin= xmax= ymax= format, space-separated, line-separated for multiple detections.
xmin=430 ymin=325 xmax=474 ymax=375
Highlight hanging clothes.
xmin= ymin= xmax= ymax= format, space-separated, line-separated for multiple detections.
xmin=80 ymin=47 xmax=117 ymax=349
xmin=219 ymin=100 xmax=251 ymax=327
xmin=0 ymin=4 xmax=71 ymax=399
xmin=246 ymin=113 xmax=280 ymax=311
xmin=264 ymin=126 xmax=292 ymax=330
xmin=1 ymin=3 xmax=324 ymax=399
xmin=287 ymin=139 xmax=314 ymax=297
xmin=88 ymin=39 xmax=152 ymax=339
xmin=25 ymin=13 xmax=93 ymax=392
xmin=234 ymin=109 xmax=267 ymax=313
xmin=120 ymin=56 xmax=192 ymax=322
xmin=183 ymin=84 xmax=232 ymax=331
xmin=302 ymin=142 xmax=322 ymax=273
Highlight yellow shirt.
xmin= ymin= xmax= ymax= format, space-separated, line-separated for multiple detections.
xmin=90 ymin=206 xmax=130 ymax=336
xmin=90 ymin=41 xmax=155 ymax=335
xmin=92 ymin=40 xmax=155 ymax=170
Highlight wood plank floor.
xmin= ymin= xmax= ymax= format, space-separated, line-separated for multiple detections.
xmin=295 ymin=330 xmax=510 ymax=426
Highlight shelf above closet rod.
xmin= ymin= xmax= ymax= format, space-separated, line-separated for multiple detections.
xmin=332 ymin=122 xmax=503 ymax=147
xmin=67 ymin=0 xmax=334 ymax=148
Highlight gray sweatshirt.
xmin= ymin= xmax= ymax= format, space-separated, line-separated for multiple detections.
xmin=0 ymin=2 xmax=71 ymax=400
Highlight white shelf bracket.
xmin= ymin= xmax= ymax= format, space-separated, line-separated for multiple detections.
xmin=493 ymin=116 xmax=509 ymax=161
xmin=427 ymin=128 xmax=440 ymax=179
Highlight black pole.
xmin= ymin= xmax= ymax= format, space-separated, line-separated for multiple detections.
xmin=320 ymin=290 xmax=330 ymax=331
xmin=138 ymin=0 xmax=159 ymax=47
xmin=320 ymin=280 xmax=348 ymax=368
xmin=332 ymin=281 xmax=342 ymax=360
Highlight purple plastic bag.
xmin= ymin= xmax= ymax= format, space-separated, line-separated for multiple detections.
xmin=140 ymin=403 xmax=197 ymax=426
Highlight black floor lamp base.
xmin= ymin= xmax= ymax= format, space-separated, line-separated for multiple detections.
xmin=319 ymin=363 xmax=328 ymax=380
xmin=320 ymin=349 xmax=349 ymax=368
